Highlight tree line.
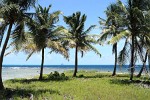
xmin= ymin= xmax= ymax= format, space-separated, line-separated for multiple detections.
xmin=0 ymin=0 xmax=150 ymax=90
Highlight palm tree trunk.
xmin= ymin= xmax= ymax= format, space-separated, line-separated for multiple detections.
xmin=0 ymin=32 xmax=4 ymax=47
xmin=0 ymin=23 xmax=13 ymax=90
xmin=130 ymin=36 xmax=135 ymax=81
xmin=112 ymin=43 xmax=117 ymax=76
xmin=137 ymin=61 xmax=148 ymax=77
xmin=73 ymin=45 xmax=78 ymax=77
xmin=137 ymin=65 xmax=144 ymax=78
xmin=39 ymin=48 xmax=44 ymax=80
xmin=137 ymin=51 xmax=148 ymax=77
xmin=148 ymin=54 xmax=150 ymax=73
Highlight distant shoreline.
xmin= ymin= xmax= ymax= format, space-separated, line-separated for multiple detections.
xmin=2 ymin=69 xmax=128 ymax=81
xmin=2 ymin=65 xmax=145 ymax=81
xmin=2 ymin=64 xmax=145 ymax=66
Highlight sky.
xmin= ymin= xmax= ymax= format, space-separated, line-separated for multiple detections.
xmin=1 ymin=0 xmax=135 ymax=65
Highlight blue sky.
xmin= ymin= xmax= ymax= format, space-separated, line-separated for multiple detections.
xmin=2 ymin=0 xmax=133 ymax=65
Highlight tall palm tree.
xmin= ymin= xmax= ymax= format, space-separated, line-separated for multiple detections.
xmin=99 ymin=3 xmax=125 ymax=76
xmin=109 ymin=0 xmax=150 ymax=80
xmin=22 ymin=5 xmax=69 ymax=80
xmin=121 ymin=0 xmax=150 ymax=80
xmin=0 ymin=0 xmax=36 ymax=90
xmin=64 ymin=12 xmax=101 ymax=77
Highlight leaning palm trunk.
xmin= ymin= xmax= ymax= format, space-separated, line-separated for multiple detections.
xmin=112 ymin=43 xmax=117 ymax=76
xmin=130 ymin=36 xmax=135 ymax=81
xmin=73 ymin=45 xmax=78 ymax=77
xmin=0 ymin=23 xmax=13 ymax=90
xmin=137 ymin=62 xmax=147 ymax=77
xmin=137 ymin=51 xmax=148 ymax=77
xmin=39 ymin=48 xmax=45 ymax=80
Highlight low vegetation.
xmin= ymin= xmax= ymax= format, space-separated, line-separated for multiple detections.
xmin=0 ymin=71 xmax=150 ymax=100
xmin=0 ymin=0 xmax=150 ymax=91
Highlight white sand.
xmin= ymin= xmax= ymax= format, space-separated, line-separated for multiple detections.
xmin=2 ymin=67 xmax=72 ymax=81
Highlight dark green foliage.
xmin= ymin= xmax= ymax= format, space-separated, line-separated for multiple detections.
xmin=0 ymin=88 xmax=59 ymax=99
xmin=78 ymin=74 xmax=84 ymax=78
xmin=2 ymin=0 xmax=36 ymax=10
xmin=64 ymin=12 xmax=101 ymax=56
xmin=48 ymin=71 xmax=69 ymax=80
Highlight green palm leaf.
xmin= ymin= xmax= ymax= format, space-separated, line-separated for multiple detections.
xmin=108 ymin=30 xmax=131 ymax=44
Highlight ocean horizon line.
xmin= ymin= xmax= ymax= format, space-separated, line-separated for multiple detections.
xmin=2 ymin=64 xmax=145 ymax=66
xmin=2 ymin=65 xmax=146 ymax=81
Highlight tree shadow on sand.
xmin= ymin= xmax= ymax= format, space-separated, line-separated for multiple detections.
xmin=7 ymin=77 xmax=70 ymax=84
xmin=110 ymin=78 xmax=150 ymax=88
xmin=0 ymin=87 xmax=60 ymax=99
xmin=76 ymin=74 xmax=112 ymax=79
xmin=76 ymin=73 xmax=130 ymax=79
xmin=0 ymin=77 xmax=69 ymax=99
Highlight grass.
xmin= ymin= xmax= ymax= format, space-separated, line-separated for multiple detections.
xmin=1 ymin=70 xmax=150 ymax=100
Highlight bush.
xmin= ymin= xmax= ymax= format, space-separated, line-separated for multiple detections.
xmin=78 ymin=74 xmax=84 ymax=78
xmin=48 ymin=71 xmax=68 ymax=80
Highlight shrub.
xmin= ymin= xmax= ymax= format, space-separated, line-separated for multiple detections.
xmin=78 ymin=74 xmax=84 ymax=78
xmin=48 ymin=71 xmax=68 ymax=80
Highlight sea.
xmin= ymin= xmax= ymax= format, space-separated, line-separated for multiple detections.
xmin=2 ymin=65 xmax=147 ymax=81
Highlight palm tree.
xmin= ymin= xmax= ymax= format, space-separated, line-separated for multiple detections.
xmin=99 ymin=3 xmax=125 ymax=76
xmin=0 ymin=0 xmax=36 ymax=90
xmin=22 ymin=5 xmax=69 ymax=80
xmin=109 ymin=0 xmax=150 ymax=80
xmin=63 ymin=12 xmax=101 ymax=77
xmin=121 ymin=0 xmax=150 ymax=80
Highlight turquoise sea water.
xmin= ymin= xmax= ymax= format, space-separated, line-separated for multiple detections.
xmin=2 ymin=65 xmax=146 ymax=81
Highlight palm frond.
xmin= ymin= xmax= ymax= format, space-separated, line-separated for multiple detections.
xmin=117 ymin=0 xmax=128 ymax=15
xmin=26 ymin=51 xmax=34 ymax=61
xmin=0 ymin=21 xmax=7 ymax=46
xmin=82 ymin=25 xmax=96 ymax=35
xmin=2 ymin=0 xmax=36 ymax=10
xmin=108 ymin=30 xmax=130 ymax=44
xmin=11 ymin=21 xmax=26 ymax=51
xmin=47 ymin=40 xmax=69 ymax=59
xmin=99 ymin=17 xmax=106 ymax=25
xmin=98 ymin=28 xmax=112 ymax=43
xmin=86 ymin=43 xmax=101 ymax=57
xmin=118 ymin=39 xmax=130 ymax=66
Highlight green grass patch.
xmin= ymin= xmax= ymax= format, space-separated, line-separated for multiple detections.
xmin=1 ymin=71 xmax=150 ymax=100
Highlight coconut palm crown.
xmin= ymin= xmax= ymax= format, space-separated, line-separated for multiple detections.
xmin=64 ymin=12 xmax=101 ymax=77
xmin=99 ymin=3 xmax=126 ymax=76
xmin=19 ymin=5 xmax=69 ymax=80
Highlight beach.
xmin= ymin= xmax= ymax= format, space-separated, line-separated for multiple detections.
xmin=2 ymin=65 xmax=143 ymax=81
xmin=2 ymin=67 xmax=69 ymax=81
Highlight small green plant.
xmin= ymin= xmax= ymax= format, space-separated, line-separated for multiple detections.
xmin=48 ymin=71 xmax=68 ymax=80
xmin=78 ymin=74 xmax=84 ymax=78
